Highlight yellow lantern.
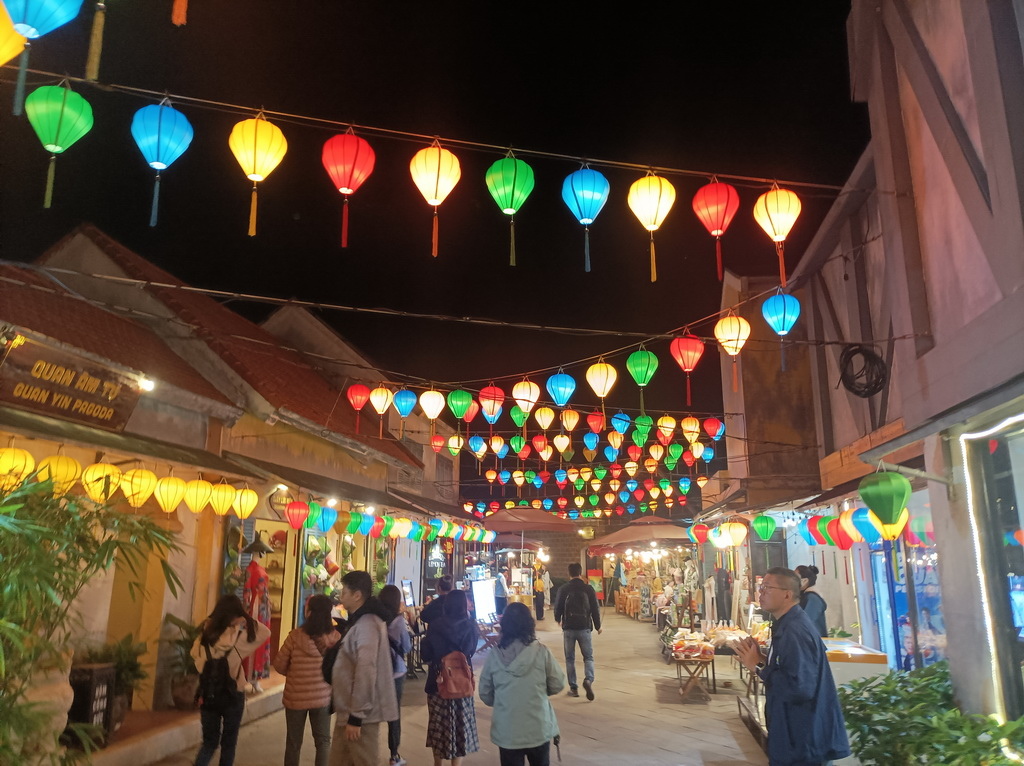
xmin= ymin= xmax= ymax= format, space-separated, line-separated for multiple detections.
xmin=0 ymin=447 xmax=35 ymax=491
xmin=560 ymin=408 xmax=579 ymax=432
xmin=534 ymin=406 xmax=555 ymax=431
xmin=586 ymin=360 xmax=617 ymax=415
xmin=680 ymin=416 xmax=701 ymax=446
xmin=409 ymin=141 xmax=461 ymax=257
xmin=656 ymin=415 xmax=676 ymax=441
xmin=368 ymin=386 xmax=393 ymax=415
xmin=538 ymin=446 xmax=554 ymax=462
xmin=723 ymin=521 xmax=748 ymax=546
xmin=608 ymin=431 xmax=623 ymax=450
xmin=447 ymin=434 xmax=464 ymax=456
xmin=644 ymin=458 xmax=659 ymax=475
xmin=839 ymin=508 xmax=864 ymax=543
xmin=154 ymin=476 xmax=187 ymax=514
xmin=209 ymin=483 xmax=236 ymax=517
xmin=512 ymin=380 xmax=540 ymax=414
xmin=648 ymin=444 xmax=664 ymax=462
xmin=627 ymin=173 xmax=676 ymax=282
xmin=121 ymin=468 xmax=157 ymax=508
xmin=649 ymin=487 xmax=661 ymax=499
xmin=553 ymin=434 xmax=571 ymax=453
xmin=81 ymin=462 xmax=121 ymax=503
xmin=233 ymin=487 xmax=259 ymax=520
xmin=228 ymin=113 xmax=288 ymax=236
xmin=590 ymin=479 xmax=602 ymax=492
xmin=879 ymin=508 xmax=910 ymax=541
xmin=579 ymin=467 xmax=593 ymax=482
xmin=489 ymin=435 xmax=505 ymax=454
xmin=37 ymin=454 xmax=82 ymax=496
xmin=753 ymin=184 xmax=801 ymax=286
xmin=695 ymin=475 xmax=709 ymax=488
xmin=566 ymin=468 xmax=580 ymax=483
xmin=184 ymin=478 xmax=213 ymax=514
xmin=715 ymin=312 xmax=752 ymax=392
xmin=624 ymin=461 xmax=639 ymax=477
xmin=512 ymin=470 xmax=525 ymax=487
xmin=0 ymin=5 xmax=26 ymax=69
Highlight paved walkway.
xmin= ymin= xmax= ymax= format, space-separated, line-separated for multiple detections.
xmin=149 ymin=610 xmax=767 ymax=766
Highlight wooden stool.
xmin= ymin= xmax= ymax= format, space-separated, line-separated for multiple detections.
xmin=673 ymin=657 xmax=715 ymax=702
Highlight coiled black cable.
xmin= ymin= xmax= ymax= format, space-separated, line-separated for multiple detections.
xmin=839 ymin=344 xmax=888 ymax=398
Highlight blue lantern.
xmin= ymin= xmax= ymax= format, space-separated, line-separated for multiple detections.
xmin=583 ymin=432 xmax=599 ymax=451
xmin=393 ymin=389 xmax=416 ymax=418
xmin=627 ymin=504 xmax=636 ymax=514
xmin=131 ymin=102 xmax=194 ymax=227
xmin=611 ymin=412 xmax=631 ymax=435
xmin=851 ymin=508 xmax=883 ymax=544
xmin=626 ymin=479 xmax=638 ymax=492
xmin=603 ymin=446 xmax=618 ymax=462
xmin=358 ymin=513 xmax=374 ymax=536
xmin=499 ymin=470 xmax=511 ymax=485
xmin=554 ymin=468 xmax=568 ymax=485
xmin=496 ymin=443 xmax=510 ymax=459
xmin=317 ymin=506 xmax=338 ymax=534
xmin=619 ymin=491 xmax=630 ymax=504
xmin=797 ymin=519 xmax=817 ymax=546
xmin=568 ymin=509 xmax=579 ymax=520
xmin=678 ymin=477 xmax=691 ymax=494
xmin=476 ymin=502 xmax=486 ymax=513
xmin=702 ymin=445 xmax=715 ymax=462
xmin=468 ymin=435 xmax=485 ymax=455
xmin=542 ymin=498 xmax=553 ymax=510
xmin=762 ymin=291 xmax=801 ymax=336
xmin=561 ymin=167 xmax=610 ymax=272
xmin=483 ymin=405 xmax=502 ymax=425
xmin=532 ymin=476 xmax=543 ymax=489
xmin=6 ymin=0 xmax=84 ymax=115
xmin=546 ymin=371 xmax=576 ymax=407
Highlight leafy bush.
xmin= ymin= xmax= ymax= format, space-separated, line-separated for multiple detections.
xmin=76 ymin=634 xmax=148 ymax=696
xmin=838 ymin=661 xmax=1024 ymax=765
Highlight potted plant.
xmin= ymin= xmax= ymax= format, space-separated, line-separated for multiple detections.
xmin=163 ymin=614 xmax=202 ymax=711
xmin=75 ymin=634 xmax=148 ymax=733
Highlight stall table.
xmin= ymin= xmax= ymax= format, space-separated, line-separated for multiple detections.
xmin=673 ymin=656 xmax=716 ymax=702
xmin=507 ymin=593 xmax=533 ymax=605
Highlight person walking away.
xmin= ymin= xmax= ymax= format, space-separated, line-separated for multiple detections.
xmin=421 ymin=589 xmax=480 ymax=766
xmin=494 ymin=567 xmax=510 ymax=616
xmin=533 ymin=566 xmax=552 ymax=621
xmin=328 ymin=571 xmax=399 ymax=766
xmin=420 ymin=575 xmax=454 ymax=625
xmin=734 ymin=567 xmax=850 ymax=766
xmin=379 ymin=584 xmax=413 ymax=766
xmin=479 ymin=602 xmax=565 ymax=766
xmin=191 ymin=595 xmax=272 ymax=766
xmin=552 ymin=562 xmax=601 ymax=701
xmin=274 ymin=594 xmax=340 ymax=766
xmin=795 ymin=565 xmax=828 ymax=637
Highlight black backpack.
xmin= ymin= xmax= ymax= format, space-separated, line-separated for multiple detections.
xmin=321 ymin=634 xmax=404 ymax=684
xmin=564 ymin=587 xmax=591 ymax=626
xmin=195 ymin=645 xmax=239 ymax=711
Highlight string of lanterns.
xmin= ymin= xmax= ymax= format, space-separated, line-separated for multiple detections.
xmin=282 ymin=499 xmax=495 ymax=543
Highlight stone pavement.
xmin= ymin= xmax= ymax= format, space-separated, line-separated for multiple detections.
xmin=148 ymin=610 xmax=767 ymax=766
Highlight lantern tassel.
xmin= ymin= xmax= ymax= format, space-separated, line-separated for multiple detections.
xmin=777 ymin=242 xmax=787 ymax=287
xmin=731 ymin=360 xmax=738 ymax=392
xmin=13 ymin=44 xmax=29 ymax=116
xmin=171 ymin=0 xmax=188 ymax=25
xmin=341 ymin=196 xmax=350 ymax=248
xmin=85 ymin=3 xmax=106 ymax=81
xmin=431 ymin=208 xmax=439 ymax=257
xmin=43 ymin=155 xmax=56 ymax=209
xmin=649 ymin=237 xmax=657 ymax=283
xmin=584 ymin=227 xmax=591 ymax=273
xmin=149 ymin=174 xmax=161 ymax=228
xmin=639 ymin=389 xmax=645 ymax=417
xmin=355 ymin=411 xmax=360 ymax=434
xmin=779 ymin=339 xmax=787 ymax=372
xmin=248 ymin=184 xmax=258 ymax=237
xmin=509 ymin=218 xmax=516 ymax=267
xmin=686 ymin=373 xmax=692 ymax=407
xmin=716 ymin=237 xmax=723 ymax=281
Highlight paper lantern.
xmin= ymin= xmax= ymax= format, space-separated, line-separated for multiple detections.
xmin=722 ymin=521 xmax=748 ymax=546
xmin=485 ymin=155 xmax=535 ymax=266
xmin=392 ymin=388 xmax=417 ymax=438
xmin=0 ymin=446 xmax=34 ymax=492
xmin=851 ymin=507 xmax=882 ymax=543
xmin=285 ymin=500 xmax=310 ymax=530
xmin=153 ymin=476 xmax=186 ymax=514
xmin=369 ymin=386 xmax=394 ymax=415
xmin=695 ymin=475 xmax=708 ymax=488
xmin=233 ymin=487 xmax=259 ymax=520
xmin=183 ymin=479 xmax=212 ymax=514
xmin=753 ymin=184 xmax=801 ymax=286
xmin=0 ymin=5 xmax=24 ymax=73
xmin=689 ymin=523 xmax=709 ymax=544
xmin=446 ymin=389 xmax=472 ymax=420
xmin=228 ymin=113 xmax=287 ymax=236
xmin=838 ymin=508 xmax=864 ymax=543
xmin=479 ymin=385 xmax=504 ymax=418
xmin=511 ymin=380 xmax=541 ymax=416
xmin=304 ymin=501 xmax=322 ymax=529
xmin=626 ymin=347 xmax=659 ymax=414
xmin=546 ymin=371 xmax=575 ymax=407
xmin=80 ymin=462 xmax=120 ymax=503
xmin=762 ymin=291 xmax=801 ymax=337
xmin=25 ymin=84 xmax=93 ymax=209
xmin=560 ymin=408 xmax=580 ymax=432
xmin=534 ymin=406 xmax=555 ymax=431
xmin=751 ymin=514 xmax=776 ymax=541
xmin=709 ymin=527 xmax=731 ymax=549
xmin=562 ymin=167 xmax=610 ymax=271
xmin=715 ymin=312 xmax=751 ymax=392
xmin=430 ymin=434 xmax=445 ymax=453
xmin=419 ymin=390 xmax=446 ymax=432
xmin=208 ymin=482 xmax=235 ymax=517
xmin=829 ymin=518 xmax=854 ymax=550
xmin=321 ymin=131 xmax=375 ymax=247
xmin=703 ymin=417 xmax=724 ymax=441
xmin=669 ymin=334 xmax=705 ymax=406
xmin=586 ymin=360 xmax=617 ymax=413
xmin=130 ymin=101 xmax=194 ymax=226
xmin=815 ymin=516 xmax=836 ymax=546
xmin=5 ymin=0 xmax=79 ymax=115
xmin=34 ymin=454 xmax=80 ymax=496
xmin=879 ymin=508 xmax=910 ymax=541
xmin=410 ymin=141 xmax=461 ymax=257
xmin=346 ymin=383 xmax=371 ymax=434
xmin=447 ymin=434 xmax=464 ymax=456
xmin=489 ymin=435 xmax=505 ymax=454
xmin=692 ymin=180 xmax=740 ymax=280
xmin=679 ymin=416 xmax=700 ymax=446
xmin=627 ymin=174 xmax=676 ymax=282
xmin=858 ymin=471 xmax=912 ymax=525
xmin=120 ymin=468 xmax=156 ymax=508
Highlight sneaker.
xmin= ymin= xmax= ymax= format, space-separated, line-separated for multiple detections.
xmin=567 ymin=687 xmax=579 ymax=697
xmin=390 ymin=758 xmax=407 ymax=766
xmin=583 ymin=679 xmax=595 ymax=701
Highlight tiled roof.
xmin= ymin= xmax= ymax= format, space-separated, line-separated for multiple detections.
xmin=45 ymin=225 xmax=421 ymax=469
xmin=0 ymin=263 xmax=232 ymax=406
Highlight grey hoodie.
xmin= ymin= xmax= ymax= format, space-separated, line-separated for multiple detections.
xmin=331 ymin=598 xmax=399 ymax=726
xmin=479 ymin=639 xmax=566 ymax=749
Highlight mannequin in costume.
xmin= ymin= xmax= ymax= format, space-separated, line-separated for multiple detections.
xmin=242 ymin=535 xmax=273 ymax=693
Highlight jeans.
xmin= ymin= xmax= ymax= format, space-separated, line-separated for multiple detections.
xmin=284 ymin=706 xmax=332 ymax=766
xmin=499 ymin=742 xmax=550 ymax=766
xmin=562 ymin=628 xmax=594 ymax=690
xmin=194 ymin=690 xmax=245 ymax=766
xmin=387 ymin=676 xmax=404 ymax=759
xmin=495 ymin=596 xmax=508 ymax=616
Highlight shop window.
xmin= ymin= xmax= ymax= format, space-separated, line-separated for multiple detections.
xmin=435 ymin=456 xmax=454 ymax=500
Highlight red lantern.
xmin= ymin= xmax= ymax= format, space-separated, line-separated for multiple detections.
xmin=807 ymin=515 xmax=828 ymax=545
xmin=703 ymin=417 xmax=723 ymax=439
xmin=517 ymin=445 xmax=532 ymax=460
xmin=463 ymin=399 xmax=480 ymax=423
xmin=431 ymin=434 xmax=445 ymax=453
xmin=532 ymin=434 xmax=549 ymax=452
xmin=828 ymin=518 xmax=854 ymax=550
xmin=682 ymin=451 xmax=696 ymax=468
xmin=626 ymin=445 xmax=642 ymax=462
xmin=557 ymin=496 xmax=568 ymax=509
xmin=691 ymin=523 xmax=709 ymax=544
xmin=669 ymin=335 xmax=705 ymax=406
xmin=609 ymin=463 xmax=623 ymax=479
xmin=285 ymin=501 xmax=310 ymax=530
xmin=322 ymin=131 xmax=376 ymax=247
xmin=370 ymin=516 xmax=386 ymax=538
xmin=479 ymin=385 xmax=504 ymax=418
xmin=347 ymin=383 xmax=370 ymax=433
xmin=587 ymin=410 xmax=605 ymax=434
xmin=692 ymin=180 xmax=740 ymax=281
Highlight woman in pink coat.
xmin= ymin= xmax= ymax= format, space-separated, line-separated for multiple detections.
xmin=273 ymin=594 xmax=341 ymax=766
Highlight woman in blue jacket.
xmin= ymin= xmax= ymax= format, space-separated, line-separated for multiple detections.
xmin=479 ymin=602 xmax=566 ymax=766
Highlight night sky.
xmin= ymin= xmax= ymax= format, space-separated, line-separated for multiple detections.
xmin=0 ymin=1 xmax=870 ymax=428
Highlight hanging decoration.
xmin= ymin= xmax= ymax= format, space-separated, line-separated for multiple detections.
xmin=171 ymin=0 xmax=187 ymax=25
xmin=691 ymin=179 xmax=740 ymax=281
xmin=669 ymin=333 xmax=704 ymax=406
xmin=209 ymin=482 xmax=236 ymax=516
xmin=285 ymin=500 xmax=310 ymax=530
xmin=410 ymin=140 xmax=461 ymax=257
xmin=24 ymin=82 xmax=93 ymax=208
xmin=546 ymin=370 xmax=575 ymax=408
xmin=392 ymin=388 xmax=417 ymax=437
xmin=369 ymin=385 xmax=394 ymax=438
xmin=154 ymin=475 xmax=187 ymax=514
xmin=80 ymin=462 xmax=120 ymax=503
xmin=228 ymin=112 xmax=288 ymax=236
xmin=586 ymin=359 xmax=617 ymax=417
xmin=419 ymin=389 xmax=446 ymax=437
xmin=714 ymin=311 xmax=751 ymax=391
xmin=233 ymin=487 xmax=259 ymax=520
xmin=625 ymin=346 xmax=658 ymax=415
xmin=753 ymin=183 xmax=801 ymax=287
xmin=130 ymin=100 xmax=194 ymax=227
xmin=321 ymin=130 xmax=376 ymax=247
xmin=0 ymin=445 xmax=34 ymax=491
xmin=346 ymin=383 xmax=371 ymax=434
xmin=120 ymin=467 xmax=157 ymax=508
xmin=627 ymin=172 xmax=676 ymax=282
xmin=857 ymin=470 xmax=912 ymax=525
xmin=561 ymin=166 xmax=610 ymax=272
xmin=762 ymin=289 xmax=802 ymax=370
xmin=5 ymin=0 xmax=81 ymax=115
xmin=184 ymin=478 xmax=213 ymax=514
xmin=36 ymin=453 xmax=81 ymax=496
xmin=485 ymin=153 xmax=535 ymax=266
xmin=0 ymin=6 xmax=25 ymax=97
xmin=751 ymin=514 xmax=777 ymax=541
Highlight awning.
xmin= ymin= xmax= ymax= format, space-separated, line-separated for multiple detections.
xmin=0 ymin=405 xmax=253 ymax=477
xmin=387 ymin=487 xmax=478 ymax=522
xmin=225 ymin=452 xmax=420 ymax=515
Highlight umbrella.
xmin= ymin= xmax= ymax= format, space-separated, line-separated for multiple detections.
xmin=587 ymin=521 xmax=693 ymax=554
xmin=483 ymin=507 xmax=575 ymax=533
xmin=494 ymin=534 xmax=544 ymax=550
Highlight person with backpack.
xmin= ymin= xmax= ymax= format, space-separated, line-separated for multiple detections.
xmin=191 ymin=594 xmax=272 ymax=766
xmin=328 ymin=570 xmax=398 ymax=766
xmin=553 ymin=562 xmax=602 ymax=701
xmin=479 ymin=602 xmax=566 ymax=766
xmin=379 ymin=584 xmax=413 ymax=766
xmin=420 ymin=575 xmax=454 ymax=625
xmin=273 ymin=594 xmax=341 ymax=766
xmin=420 ymin=589 xmax=479 ymax=766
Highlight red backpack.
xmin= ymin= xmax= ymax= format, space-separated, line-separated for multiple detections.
xmin=436 ymin=650 xmax=475 ymax=699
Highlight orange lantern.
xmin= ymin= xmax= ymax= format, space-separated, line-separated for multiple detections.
xmin=154 ymin=476 xmax=187 ymax=514
xmin=560 ymin=408 xmax=579 ymax=432
xmin=228 ymin=113 xmax=287 ymax=236
xmin=233 ymin=487 xmax=259 ymax=520
xmin=409 ymin=141 xmax=461 ymax=257
xmin=120 ymin=468 xmax=157 ymax=508
xmin=184 ymin=479 xmax=213 ymax=514
xmin=81 ymin=462 xmax=121 ymax=503
xmin=753 ymin=183 xmax=801 ymax=286
xmin=627 ymin=173 xmax=676 ymax=282
xmin=38 ymin=454 xmax=82 ymax=496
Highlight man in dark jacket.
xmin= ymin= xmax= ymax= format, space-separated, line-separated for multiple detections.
xmin=419 ymin=575 xmax=453 ymax=625
xmin=735 ymin=567 xmax=850 ymax=766
xmin=553 ymin=562 xmax=602 ymax=700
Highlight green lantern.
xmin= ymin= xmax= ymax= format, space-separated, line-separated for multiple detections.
xmin=509 ymin=405 xmax=528 ymax=428
xmin=485 ymin=155 xmax=535 ymax=266
xmin=562 ymin=448 xmax=575 ymax=462
xmin=446 ymin=389 xmax=473 ymax=420
xmin=631 ymin=430 xmax=647 ymax=447
xmin=626 ymin=348 xmax=659 ymax=413
xmin=25 ymin=83 xmax=94 ymax=209
xmin=304 ymin=501 xmax=323 ymax=529
xmin=858 ymin=471 xmax=912 ymax=525
xmin=574 ymin=478 xmax=585 ymax=492
xmin=751 ymin=514 xmax=777 ymax=541
xmin=816 ymin=516 xmax=835 ymax=546
xmin=664 ymin=458 xmax=678 ymax=471
xmin=593 ymin=466 xmax=608 ymax=480
xmin=668 ymin=443 xmax=684 ymax=461
xmin=346 ymin=512 xmax=363 ymax=535
xmin=380 ymin=516 xmax=395 ymax=537
xmin=634 ymin=414 xmax=654 ymax=435
xmin=659 ymin=478 xmax=671 ymax=491
xmin=524 ymin=470 xmax=537 ymax=483
xmin=588 ymin=493 xmax=599 ymax=507
xmin=509 ymin=435 xmax=526 ymax=453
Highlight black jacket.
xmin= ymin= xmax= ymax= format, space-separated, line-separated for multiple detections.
xmin=419 ymin=593 xmax=447 ymax=624
xmin=421 ymin=615 xmax=477 ymax=695
xmin=553 ymin=578 xmax=601 ymax=631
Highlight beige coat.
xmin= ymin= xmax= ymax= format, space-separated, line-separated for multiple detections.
xmin=331 ymin=606 xmax=398 ymax=726
xmin=273 ymin=628 xmax=340 ymax=710
xmin=192 ymin=621 xmax=272 ymax=692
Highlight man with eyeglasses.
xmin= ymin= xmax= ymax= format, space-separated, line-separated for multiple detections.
xmin=734 ymin=567 xmax=849 ymax=766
